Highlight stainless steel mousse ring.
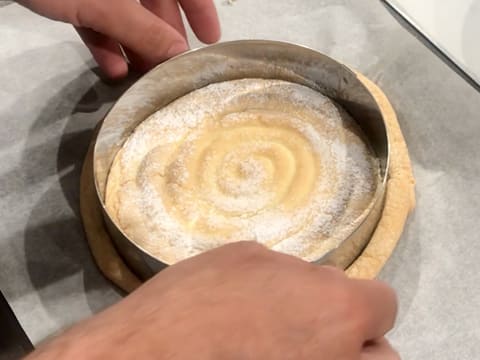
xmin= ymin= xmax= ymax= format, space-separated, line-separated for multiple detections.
xmin=93 ymin=40 xmax=389 ymax=279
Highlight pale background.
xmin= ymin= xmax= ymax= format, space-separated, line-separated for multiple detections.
xmin=1 ymin=1 xmax=480 ymax=358
xmin=387 ymin=0 xmax=480 ymax=85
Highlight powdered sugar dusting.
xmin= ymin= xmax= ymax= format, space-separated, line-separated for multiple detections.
xmin=105 ymin=79 xmax=380 ymax=263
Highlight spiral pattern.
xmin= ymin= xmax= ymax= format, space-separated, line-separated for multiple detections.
xmin=106 ymin=79 xmax=379 ymax=264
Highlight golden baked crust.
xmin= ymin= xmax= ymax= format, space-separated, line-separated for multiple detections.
xmin=345 ymin=73 xmax=415 ymax=279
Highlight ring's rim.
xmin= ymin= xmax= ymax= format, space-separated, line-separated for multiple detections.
xmin=93 ymin=40 xmax=390 ymax=278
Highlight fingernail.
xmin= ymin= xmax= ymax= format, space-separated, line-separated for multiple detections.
xmin=166 ymin=41 xmax=189 ymax=59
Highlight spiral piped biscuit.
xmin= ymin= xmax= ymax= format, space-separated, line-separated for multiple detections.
xmin=105 ymin=79 xmax=379 ymax=264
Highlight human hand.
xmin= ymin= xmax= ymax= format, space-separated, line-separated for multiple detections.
xmin=28 ymin=242 xmax=399 ymax=359
xmin=17 ymin=0 xmax=220 ymax=78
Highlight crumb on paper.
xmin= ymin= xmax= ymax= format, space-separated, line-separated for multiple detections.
xmin=224 ymin=0 xmax=237 ymax=5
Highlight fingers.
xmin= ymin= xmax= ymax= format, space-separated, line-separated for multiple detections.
xmin=351 ymin=279 xmax=398 ymax=341
xmin=179 ymin=0 xmax=221 ymax=43
xmin=75 ymin=27 xmax=128 ymax=79
xmin=128 ymin=0 xmax=189 ymax=71
xmin=361 ymin=338 xmax=400 ymax=360
xmin=16 ymin=0 xmax=78 ymax=21
xmin=20 ymin=0 xmax=220 ymax=78
xmin=141 ymin=0 xmax=187 ymax=38
xmin=76 ymin=0 xmax=188 ymax=65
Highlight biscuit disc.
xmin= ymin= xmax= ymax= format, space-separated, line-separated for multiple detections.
xmin=79 ymin=73 xmax=415 ymax=292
